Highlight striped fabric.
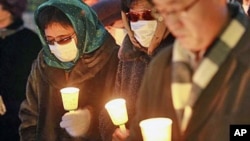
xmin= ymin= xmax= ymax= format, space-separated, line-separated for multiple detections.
xmin=171 ymin=17 xmax=246 ymax=132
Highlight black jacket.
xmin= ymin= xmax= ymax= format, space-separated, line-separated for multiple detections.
xmin=0 ymin=18 xmax=42 ymax=140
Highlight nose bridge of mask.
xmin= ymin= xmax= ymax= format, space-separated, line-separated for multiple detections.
xmin=130 ymin=20 xmax=157 ymax=48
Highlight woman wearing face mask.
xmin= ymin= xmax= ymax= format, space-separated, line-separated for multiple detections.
xmin=120 ymin=0 xmax=175 ymax=55
xmin=237 ymin=0 xmax=250 ymax=16
xmin=98 ymin=0 xmax=175 ymax=141
xmin=18 ymin=0 xmax=119 ymax=141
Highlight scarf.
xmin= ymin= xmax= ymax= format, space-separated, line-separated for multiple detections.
xmin=0 ymin=27 xmax=23 ymax=39
xmin=171 ymin=11 xmax=247 ymax=132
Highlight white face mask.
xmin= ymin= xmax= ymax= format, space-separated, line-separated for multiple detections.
xmin=242 ymin=4 xmax=249 ymax=15
xmin=130 ymin=20 xmax=157 ymax=48
xmin=49 ymin=39 xmax=78 ymax=62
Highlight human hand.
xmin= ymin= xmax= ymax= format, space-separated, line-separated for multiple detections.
xmin=112 ymin=128 xmax=129 ymax=141
xmin=60 ymin=108 xmax=91 ymax=137
xmin=0 ymin=95 xmax=6 ymax=116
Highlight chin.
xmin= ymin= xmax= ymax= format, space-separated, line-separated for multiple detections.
xmin=178 ymin=39 xmax=198 ymax=51
xmin=179 ymin=35 xmax=201 ymax=47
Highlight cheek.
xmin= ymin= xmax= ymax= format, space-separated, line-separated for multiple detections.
xmin=180 ymin=16 xmax=200 ymax=37
xmin=73 ymin=37 xmax=78 ymax=45
xmin=164 ymin=14 xmax=183 ymax=30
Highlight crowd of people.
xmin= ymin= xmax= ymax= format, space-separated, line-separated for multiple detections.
xmin=0 ymin=0 xmax=249 ymax=141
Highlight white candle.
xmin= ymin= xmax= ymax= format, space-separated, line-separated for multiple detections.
xmin=60 ymin=87 xmax=79 ymax=111
xmin=139 ymin=117 xmax=172 ymax=141
xmin=105 ymin=98 xmax=128 ymax=132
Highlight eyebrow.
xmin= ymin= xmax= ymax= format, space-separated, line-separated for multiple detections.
xmin=45 ymin=34 xmax=72 ymax=39
xmin=160 ymin=0 xmax=199 ymax=13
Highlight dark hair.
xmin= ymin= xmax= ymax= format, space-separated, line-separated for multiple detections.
xmin=0 ymin=0 xmax=27 ymax=18
xmin=121 ymin=0 xmax=131 ymax=12
xmin=37 ymin=6 xmax=72 ymax=30
xmin=121 ymin=0 xmax=154 ymax=12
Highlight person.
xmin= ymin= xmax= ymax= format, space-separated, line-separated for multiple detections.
xmin=126 ymin=0 xmax=250 ymax=141
xmin=0 ymin=0 xmax=42 ymax=140
xmin=120 ymin=0 xmax=173 ymax=55
xmin=86 ymin=0 xmax=122 ymax=26
xmin=18 ymin=0 xmax=119 ymax=140
xmin=98 ymin=0 xmax=175 ymax=141
xmin=84 ymin=0 xmax=126 ymax=46
xmin=237 ymin=0 xmax=250 ymax=16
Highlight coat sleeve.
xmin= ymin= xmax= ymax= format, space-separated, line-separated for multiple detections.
xmin=19 ymin=60 xmax=39 ymax=141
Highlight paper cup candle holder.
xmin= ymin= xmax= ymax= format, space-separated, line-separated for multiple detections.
xmin=139 ymin=117 xmax=172 ymax=141
xmin=60 ymin=87 xmax=79 ymax=111
xmin=105 ymin=98 xmax=128 ymax=133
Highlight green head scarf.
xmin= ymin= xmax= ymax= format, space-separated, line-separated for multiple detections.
xmin=34 ymin=0 xmax=108 ymax=70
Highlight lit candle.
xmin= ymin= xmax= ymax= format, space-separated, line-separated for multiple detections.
xmin=139 ymin=117 xmax=172 ymax=141
xmin=105 ymin=98 xmax=128 ymax=133
xmin=60 ymin=87 xmax=79 ymax=111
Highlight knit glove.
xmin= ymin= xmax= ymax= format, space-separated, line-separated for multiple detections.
xmin=60 ymin=108 xmax=91 ymax=137
xmin=0 ymin=95 xmax=6 ymax=115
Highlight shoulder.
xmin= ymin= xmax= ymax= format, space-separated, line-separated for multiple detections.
xmin=18 ymin=28 xmax=42 ymax=49
xmin=15 ymin=28 xmax=41 ymax=44
xmin=144 ymin=46 xmax=173 ymax=79
xmin=150 ymin=46 xmax=173 ymax=67
xmin=232 ymin=26 xmax=250 ymax=68
xmin=18 ymin=28 xmax=40 ymax=38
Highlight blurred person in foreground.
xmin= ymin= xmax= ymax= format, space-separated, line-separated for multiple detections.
xmin=18 ymin=0 xmax=119 ymax=140
xmin=127 ymin=0 xmax=250 ymax=141
xmin=0 ymin=0 xmax=42 ymax=140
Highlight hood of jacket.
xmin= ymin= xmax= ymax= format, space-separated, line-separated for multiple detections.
xmin=34 ymin=0 xmax=108 ymax=70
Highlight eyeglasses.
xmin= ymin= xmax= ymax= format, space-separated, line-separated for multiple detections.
xmin=126 ymin=9 xmax=154 ymax=22
xmin=151 ymin=0 xmax=199 ymax=21
xmin=46 ymin=33 xmax=76 ymax=45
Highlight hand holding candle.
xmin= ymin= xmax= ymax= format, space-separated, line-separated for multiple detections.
xmin=60 ymin=87 xmax=79 ymax=111
xmin=60 ymin=87 xmax=91 ymax=137
xmin=105 ymin=98 xmax=128 ymax=133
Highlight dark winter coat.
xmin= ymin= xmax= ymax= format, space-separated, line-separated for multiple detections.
xmin=19 ymin=35 xmax=119 ymax=141
xmin=19 ymin=0 xmax=119 ymax=140
xmin=99 ymin=33 xmax=175 ymax=140
xmin=0 ymin=18 xmax=42 ymax=140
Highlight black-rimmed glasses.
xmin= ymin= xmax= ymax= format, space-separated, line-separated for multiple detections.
xmin=46 ymin=33 xmax=76 ymax=45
